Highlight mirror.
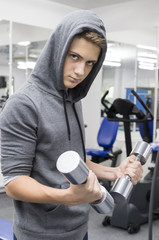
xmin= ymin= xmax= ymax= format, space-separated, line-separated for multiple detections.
xmin=0 ymin=20 xmax=159 ymax=132
xmin=0 ymin=20 xmax=52 ymax=190
xmin=102 ymin=40 xmax=159 ymax=136
xmin=0 ymin=19 xmax=9 ymax=108
xmin=0 ymin=21 xmax=52 ymax=107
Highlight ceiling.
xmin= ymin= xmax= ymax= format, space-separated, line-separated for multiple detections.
xmin=0 ymin=0 xmax=159 ymax=70
xmin=48 ymin=0 xmax=133 ymax=10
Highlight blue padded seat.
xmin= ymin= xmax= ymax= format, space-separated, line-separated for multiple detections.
xmin=86 ymin=117 xmax=122 ymax=190
xmin=86 ymin=117 xmax=120 ymax=160
xmin=150 ymin=142 xmax=159 ymax=152
xmin=0 ymin=218 xmax=13 ymax=240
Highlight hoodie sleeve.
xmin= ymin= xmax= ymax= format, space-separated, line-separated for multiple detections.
xmin=0 ymin=94 xmax=38 ymax=184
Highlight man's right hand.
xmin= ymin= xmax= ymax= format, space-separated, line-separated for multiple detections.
xmin=65 ymin=170 xmax=102 ymax=206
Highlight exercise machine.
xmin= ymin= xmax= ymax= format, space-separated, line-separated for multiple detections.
xmin=102 ymin=89 xmax=159 ymax=233
xmin=86 ymin=100 xmax=122 ymax=190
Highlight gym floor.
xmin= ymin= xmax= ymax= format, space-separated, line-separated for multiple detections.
xmin=0 ymin=192 xmax=159 ymax=240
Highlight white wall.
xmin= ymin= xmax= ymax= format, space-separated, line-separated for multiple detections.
xmin=0 ymin=0 xmax=76 ymax=29
xmin=107 ymin=28 xmax=158 ymax=48
xmin=82 ymin=70 xmax=103 ymax=149
xmin=95 ymin=0 xmax=159 ymax=47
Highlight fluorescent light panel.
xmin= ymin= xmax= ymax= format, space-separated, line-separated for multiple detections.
xmin=137 ymin=57 xmax=157 ymax=64
xmin=138 ymin=65 xmax=155 ymax=70
xmin=17 ymin=61 xmax=36 ymax=69
xmin=139 ymin=62 xmax=155 ymax=67
xmin=137 ymin=52 xmax=157 ymax=59
xmin=137 ymin=44 xmax=158 ymax=51
xmin=18 ymin=41 xmax=31 ymax=46
xmin=103 ymin=61 xmax=121 ymax=67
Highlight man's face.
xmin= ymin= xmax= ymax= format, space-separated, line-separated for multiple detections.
xmin=63 ymin=36 xmax=101 ymax=90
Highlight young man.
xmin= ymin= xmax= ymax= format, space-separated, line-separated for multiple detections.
xmin=0 ymin=10 xmax=142 ymax=240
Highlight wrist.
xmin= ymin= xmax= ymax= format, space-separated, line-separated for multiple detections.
xmin=111 ymin=167 xmax=120 ymax=181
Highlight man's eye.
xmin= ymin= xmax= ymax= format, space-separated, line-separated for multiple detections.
xmin=87 ymin=61 xmax=95 ymax=66
xmin=71 ymin=54 xmax=78 ymax=60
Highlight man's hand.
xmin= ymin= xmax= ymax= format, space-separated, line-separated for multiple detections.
xmin=65 ymin=170 xmax=102 ymax=206
xmin=116 ymin=155 xmax=143 ymax=185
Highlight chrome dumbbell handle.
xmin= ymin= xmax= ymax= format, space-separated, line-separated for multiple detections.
xmin=110 ymin=141 xmax=152 ymax=204
xmin=56 ymin=151 xmax=114 ymax=214
xmin=110 ymin=175 xmax=133 ymax=203
xmin=91 ymin=185 xmax=115 ymax=213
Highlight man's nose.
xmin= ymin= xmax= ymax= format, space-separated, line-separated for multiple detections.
xmin=74 ymin=63 xmax=85 ymax=76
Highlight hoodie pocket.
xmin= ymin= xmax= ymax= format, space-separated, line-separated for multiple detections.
xmin=45 ymin=183 xmax=90 ymax=233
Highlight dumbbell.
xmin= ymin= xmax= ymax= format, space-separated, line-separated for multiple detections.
xmin=110 ymin=141 xmax=152 ymax=204
xmin=56 ymin=151 xmax=114 ymax=214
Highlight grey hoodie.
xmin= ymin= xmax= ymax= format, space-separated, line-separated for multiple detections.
xmin=0 ymin=10 xmax=107 ymax=240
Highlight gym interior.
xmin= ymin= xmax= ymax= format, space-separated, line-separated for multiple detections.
xmin=0 ymin=0 xmax=159 ymax=239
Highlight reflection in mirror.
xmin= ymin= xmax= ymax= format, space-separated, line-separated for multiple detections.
xmin=12 ymin=22 xmax=52 ymax=92
xmin=0 ymin=21 xmax=52 ymax=106
xmin=101 ymin=40 xmax=159 ymax=134
xmin=0 ymin=19 xmax=9 ymax=109
xmin=136 ymin=43 xmax=159 ymax=137
xmin=12 ymin=40 xmax=46 ymax=88
xmin=0 ymin=21 xmax=52 ymax=190
xmin=102 ymin=41 xmax=136 ymax=116
xmin=0 ymin=19 xmax=10 ymax=190
xmin=135 ymin=45 xmax=157 ymax=119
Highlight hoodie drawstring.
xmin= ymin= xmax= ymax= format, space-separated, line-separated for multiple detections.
xmin=62 ymin=91 xmax=86 ymax=162
xmin=73 ymin=103 xmax=86 ymax=162
xmin=62 ymin=92 xmax=71 ymax=141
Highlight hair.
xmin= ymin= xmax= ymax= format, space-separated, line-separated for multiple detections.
xmin=76 ymin=31 xmax=106 ymax=49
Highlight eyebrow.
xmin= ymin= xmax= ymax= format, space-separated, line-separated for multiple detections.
xmin=69 ymin=51 xmax=82 ymax=59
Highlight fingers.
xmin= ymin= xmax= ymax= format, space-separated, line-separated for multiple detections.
xmin=119 ymin=155 xmax=136 ymax=173
xmin=69 ymin=170 xmax=102 ymax=205
xmin=86 ymin=171 xmax=102 ymax=200
xmin=119 ymin=155 xmax=143 ymax=185
xmin=125 ymin=160 xmax=143 ymax=185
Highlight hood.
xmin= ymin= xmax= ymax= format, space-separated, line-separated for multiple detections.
xmin=29 ymin=10 xmax=107 ymax=102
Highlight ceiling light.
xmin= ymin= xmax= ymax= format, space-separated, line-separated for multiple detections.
xmin=139 ymin=62 xmax=155 ymax=67
xmin=17 ymin=61 xmax=36 ymax=69
xmin=138 ymin=65 xmax=155 ymax=70
xmin=137 ymin=52 xmax=157 ymax=59
xmin=103 ymin=61 xmax=121 ymax=67
xmin=18 ymin=41 xmax=31 ymax=46
xmin=137 ymin=57 xmax=157 ymax=64
xmin=137 ymin=44 xmax=157 ymax=51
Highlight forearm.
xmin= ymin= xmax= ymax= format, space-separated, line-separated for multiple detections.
xmin=86 ymin=154 xmax=143 ymax=185
xmin=5 ymin=173 xmax=102 ymax=206
xmin=86 ymin=159 xmax=118 ymax=181
xmin=5 ymin=176 xmax=68 ymax=205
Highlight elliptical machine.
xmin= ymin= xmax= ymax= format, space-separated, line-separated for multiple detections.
xmin=102 ymin=89 xmax=159 ymax=233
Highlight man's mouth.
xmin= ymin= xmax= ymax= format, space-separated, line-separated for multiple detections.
xmin=69 ymin=76 xmax=80 ymax=83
